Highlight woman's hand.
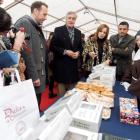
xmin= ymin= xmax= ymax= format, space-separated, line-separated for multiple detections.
xmin=89 ymin=52 xmax=97 ymax=58
xmin=13 ymin=31 xmax=25 ymax=51
xmin=105 ymin=59 xmax=110 ymax=66
xmin=9 ymin=29 xmax=15 ymax=38
xmin=2 ymin=68 xmax=9 ymax=74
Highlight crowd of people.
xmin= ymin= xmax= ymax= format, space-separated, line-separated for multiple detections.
xmin=1 ymin=1 xmax=140 ymax=111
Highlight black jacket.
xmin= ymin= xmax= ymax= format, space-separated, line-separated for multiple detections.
xmin=50 ymin=25 xmax=82 ymax=84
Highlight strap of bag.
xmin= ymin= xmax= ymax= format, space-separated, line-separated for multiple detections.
xmin=9 ymin=68 xmax=21 ymax=84
xmin=0 ymin=71 xmax=4 ymax=88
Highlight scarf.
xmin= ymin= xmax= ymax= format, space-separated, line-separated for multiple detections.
xmin=66 ymin=25 xmax=74 ymax=45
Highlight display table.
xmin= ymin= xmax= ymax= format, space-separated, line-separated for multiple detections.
xmin=41 ymin=78 xmax=139 ymax=140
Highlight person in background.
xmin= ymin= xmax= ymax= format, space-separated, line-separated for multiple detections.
xmin=0 ymin=0 xmax=3 ymax=5
xmin=78 ymin=33 xmax=85 ymax=79
xmin=14 ymin=1 xmax=48 ymax=112
xmin=110 ymin=21 xmax=135 ymax=81
xmin=50 ymin=11 xmax=82 ymax=97
xmin=121 ymin=30 xmax=140 ymax=110
xmin=82 ymin=24 xmax=112 ymax=77
xmin=47 ymin=32 xmax=57 ymax=98
xmin=0 ymin=7 xmax=24 ymax=53
xmin=0 ymin=7 xmax=25 ymax=64
xmin=81 ymin=33 xmax=85 ymax=47
xmin=0 ymin=7 xmax=25 ymax=85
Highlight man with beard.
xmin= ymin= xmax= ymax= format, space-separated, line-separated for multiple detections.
xmin=14 ymin=1 xmax=48 ymax=112
xmin=110 ymin=22 xmax=135 ymax=81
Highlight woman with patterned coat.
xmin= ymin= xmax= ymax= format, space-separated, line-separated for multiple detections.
xmin=82 ymin=24 xmax=112 ymax=77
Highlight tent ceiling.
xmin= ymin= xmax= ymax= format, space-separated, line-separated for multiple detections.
xmin=1 ymin=0 xmax=140 ymax=37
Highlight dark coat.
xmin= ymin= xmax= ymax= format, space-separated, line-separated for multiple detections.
xmin=15 ymin=15 xmax=48 ymax=94
xmin=50 ymin=25 xmax=82 ymax=84
xmin=110 ymin=34 xmax=135 ymax=75
xmin=121 ymin=59 xmax=140 ymax=99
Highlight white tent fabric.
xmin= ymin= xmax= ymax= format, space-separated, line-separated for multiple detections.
xmin=1 ymin=0 xmax=140 ymax=39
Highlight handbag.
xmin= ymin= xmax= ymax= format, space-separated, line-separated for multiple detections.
xmin=0 ymin=50 xmax=18 ymax=69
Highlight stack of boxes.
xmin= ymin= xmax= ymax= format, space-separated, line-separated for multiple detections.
xmin=20 ymin=91 xmax=103 ymax=140
xmin=44 ymin=92 xmax=83 ymax=118
xmin=20 ymin=108 xmax=72 ymax=140
xmin=87 ymin=63 xmax=116 ymax=88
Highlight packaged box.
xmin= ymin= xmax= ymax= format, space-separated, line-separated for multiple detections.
xmin=89 ymin=70 xmax=104 ymax=79
xmin=44 ymin=92 xmax=82 ymax=118
xmin=71 ymin=101 xmax=103 ymax=133
xmin=92 ymin=63 xmax=106 ymax=72
xmin=113 ymin=78 xmax=116 ymax=86
xmin=100 ymin=73 xmax=115 ymax=82
xmin=86 ymin=78 xmax=100 ymax=85
xmin=100 ymin=80 xmax=114 ymax=88
xmin=119 ymin=98 xmax=139 ymax=125
xmin=27 ymin=108 xmax=72 ymax=140
xmin=62 ymin=126 xmax=98 ymax=140
xmin=103 ymin=66 xmax=116 ymax=75
xmin=19 ymin=128 xmax=33 ymax=140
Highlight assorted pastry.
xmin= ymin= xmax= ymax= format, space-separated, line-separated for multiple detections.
xmin=102 ymin=107 xmax=111 ymax=119
xmin=64 ymin=82 xmax=115 ymax=119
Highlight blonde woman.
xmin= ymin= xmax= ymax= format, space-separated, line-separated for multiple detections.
xmin=82 ymin=24 xmax=112 ymax=77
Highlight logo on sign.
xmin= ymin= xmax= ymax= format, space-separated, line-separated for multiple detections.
xmin=4 ymin=106 xmax=26 ymax=123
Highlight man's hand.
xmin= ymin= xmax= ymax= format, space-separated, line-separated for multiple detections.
xmin=9 ymin=29 xmax=15 ymax=38
xmin=111 ymin=47 xmax=115 ymax=51
xmin=105 ymin=59 xmax=110 ymax=66
xmin=125 ymin=47 xmax=128 ymax=50
xmin=78 ymin=69 xmax=82 ymax=72
xmin=72 ymin=51 xmax=79 ymax=59
xmin=66 ymin=50 xmax=74 ymax=57
xmin=33 ymin=79 xmax=41 ymax=87
xmin=89 ymin=52 xmax=97 ymax=58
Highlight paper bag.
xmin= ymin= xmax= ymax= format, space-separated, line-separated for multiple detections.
xmin=0 ymin=80 xmax=40 ymax=140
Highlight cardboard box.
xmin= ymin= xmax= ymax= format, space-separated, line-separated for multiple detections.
xmin=44 ymin=92 xmax=83 ymax=118
xmin=119 ymin=98 xmax=139 ymax=125
xmin=86 ymin=78 xmax=100 ymax=85
xmin=39 ymin=108 xmax=72 ymax=140
xmin=89 ymin=70 xmax=104 ymax=79
xmin=100 ymin=73 xmax=115 ymax=82
xmin=92 ymin=63 xmax=106 ymax=72
xmin=62 ymin=126 xmax=99 ymax=140
xmin=103 ymin=66 xmax=116 ymax=75
xmin=19 ymin=128 xmax=33 ymax=140
xmin=26 ymin=108 xmax=72 ymax=140
xmin=71 ymin=101 xmax=103 ymax=133
xmin=100 ymin=80 xmax=114 ymax=88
